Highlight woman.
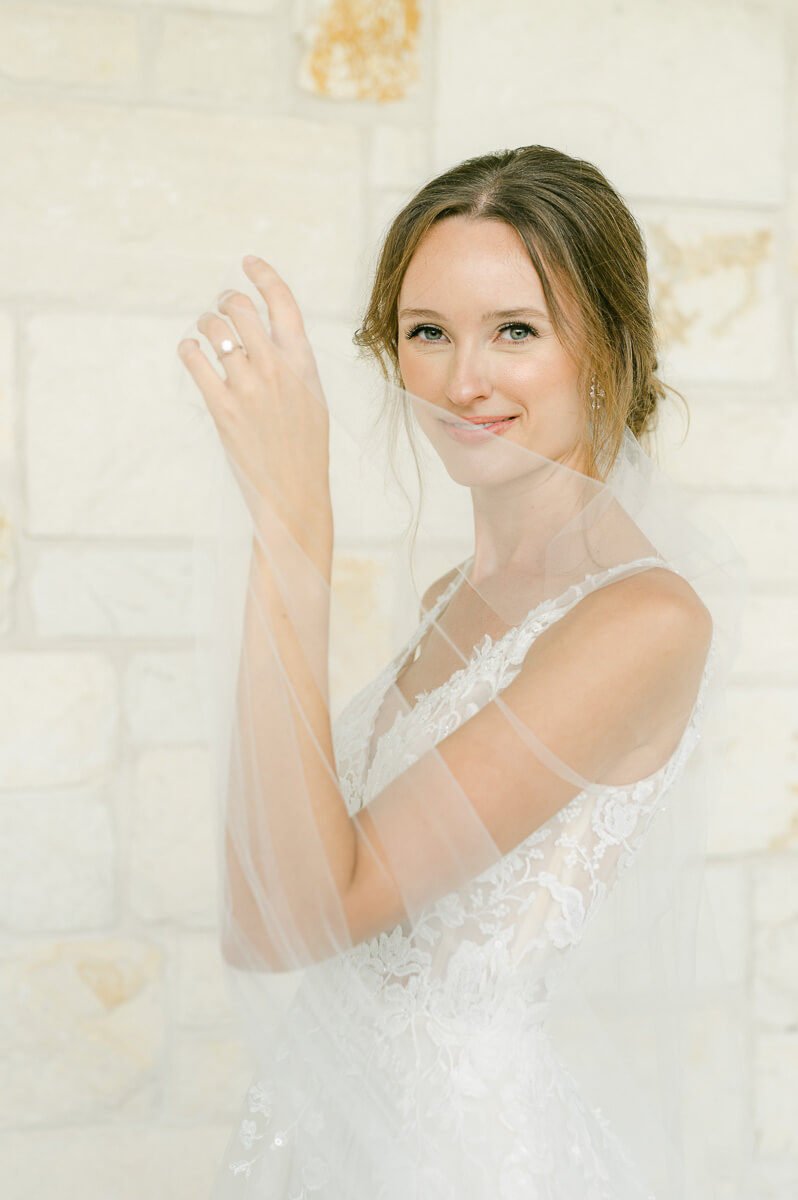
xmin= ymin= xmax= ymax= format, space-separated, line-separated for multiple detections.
xmin=178 ymin=146 xmax=747 ymax=1198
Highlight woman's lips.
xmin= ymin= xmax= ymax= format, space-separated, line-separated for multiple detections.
xmin=440 ymin=415 xmax=519 ymax=442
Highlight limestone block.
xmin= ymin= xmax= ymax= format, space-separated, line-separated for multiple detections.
xmin=0 ymin=789 xmax=115 ymax=932
xmin=0 ymin=4 xmax=137 ymax=89
xmin=371 ymin=123 xmax=427 ymax=189
xmin=0 ymin=509 xmax=14 ymax=637
xmin=433 ymin=0 xmax=784 ymax=205
xmin=687 ymin=492 xmax=798 ymax=586
xmin=124 ymin=651 xmax=205 ymax=745
xmin=735 ymin=595 xmax=798 ymax=683
xmin=155 ymin=12 xmax=275 ymax=105
xmin=654 ymin=398 xmax=798 ymax=491
xmin=755 ymin=1031 xmax=798 ymax=1155
xmin=636 ymin=206 xmax=779 ymax=385
xmin=0 ymin=312 xmax=17 ymax=633
xmin=0 ymin=938 xmax=165 ymax=1126
xmin=25 ymin=312 xmax=222 ymax=538
xmin=0 ymin=1124 xmax=231 ymax=1200
xmin=174 ymin=931 xmax=235 ymax=1026
xmin=753 ymin=856 xmax=798 ymax=1031
xmin=129 ymin=747 xmax=218 ymax=927
xmin=0 ymin=652 xmax=116 ymax=789
xmin=706 ymin=686 xmax=798 ymax=856
xmin=146 ymin=0 xmax=277 ymax=10
xmin=31 ymin=545 xmax=206 ymax=639
xmin=298 ymin=0 xmax=421 ymax=102
xmin=168 ymin=1032 xmax=252 ymax=1119
xmin=0 ymin=311 xmax=14 ymax=463
xmin=370 ymin=185 xmax=417 ymax=247
xmin=751 ymin=1158 xmax=798 ymax=1200
xmin=0 ymin=102 xmax=361 ymax=310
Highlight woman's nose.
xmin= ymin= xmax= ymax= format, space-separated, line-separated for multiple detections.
xmin=444 ymin=350 xmax=491 ymax=407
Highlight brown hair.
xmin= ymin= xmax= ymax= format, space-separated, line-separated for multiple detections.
xmin=353 ymin=144 xmax=686 ymax=496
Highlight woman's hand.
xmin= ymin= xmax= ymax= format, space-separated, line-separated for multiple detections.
xmin=178 ymin=256 xmax=333 ymax=556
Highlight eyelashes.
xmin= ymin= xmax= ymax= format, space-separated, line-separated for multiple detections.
xmin=403 ymin=322 xmax=539 ymax=343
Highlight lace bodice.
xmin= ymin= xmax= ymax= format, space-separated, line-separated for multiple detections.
xmin=224 ymin=556 xmax=715 ymax=1198
xmin=333 ymin=555 xmax=714 ymax=976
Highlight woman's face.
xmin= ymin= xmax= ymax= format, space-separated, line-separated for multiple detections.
xmin=396 ymin=216 xmax=589 ymax=483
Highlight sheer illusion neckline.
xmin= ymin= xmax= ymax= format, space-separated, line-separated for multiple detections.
xmin=365 ymin=553 xmax=716 ymax=789
xmin=393 ymin=553 xmax=672 ymax=706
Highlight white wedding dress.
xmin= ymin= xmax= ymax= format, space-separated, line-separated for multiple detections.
xmin=214 ymin=556 xmax=716 ymax=1200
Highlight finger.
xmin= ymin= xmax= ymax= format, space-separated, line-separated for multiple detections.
xmin=195 ymin=312 xmax=250 ymax=383
xmin=216 ymin=290 xmax=275 ymax=368
xmin=241 ymin=256 xmax=306 ymax=348
xmin=177 ymin=337 xmax=228 ymax=411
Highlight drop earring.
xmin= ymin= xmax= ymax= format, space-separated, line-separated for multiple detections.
xmin=589 ymin=375 xmax=605 ymax=410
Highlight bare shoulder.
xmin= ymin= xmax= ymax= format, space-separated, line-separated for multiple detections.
xmin=526 ymin=563 xmax=715 ymax=727
xmin=582 ymin=565 xmax=714 ymax=650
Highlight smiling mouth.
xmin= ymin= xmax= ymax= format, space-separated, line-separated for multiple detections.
xmin=442 ymin=416 xmax=518 ymax=430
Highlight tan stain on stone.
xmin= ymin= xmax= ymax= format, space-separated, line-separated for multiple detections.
xmin=300 ymin=0 xmax=420 ymax=103
xmin=768 ymin=802 xmax=798 ymax=853
xmin=648 ymin=223 xmax=773 ymax=345
xmin=332 ymin=554 xmax=386 ymax=628
xmin=76 ymin=958 xmax=143 ymax=1009
xmin=27 ymin=941 xmax=162 ymax=1011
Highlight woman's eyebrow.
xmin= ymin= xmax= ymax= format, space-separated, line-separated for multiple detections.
xmin=398 ymin=306 xmax=549 ymax=321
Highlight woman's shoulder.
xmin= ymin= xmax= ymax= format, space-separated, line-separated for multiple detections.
xmin=548 ymin=562 xmax=715 ymax=689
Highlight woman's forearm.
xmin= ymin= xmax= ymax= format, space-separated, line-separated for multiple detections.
xmin=222 ymin=519 xmax=357 ymax=968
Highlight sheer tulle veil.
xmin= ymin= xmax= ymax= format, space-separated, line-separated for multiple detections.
xmin=132 ymin=195 xmax=755 ymax=1200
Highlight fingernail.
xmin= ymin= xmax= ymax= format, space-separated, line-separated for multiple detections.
xmin=243 ymin=254 xmax=259 ymax=265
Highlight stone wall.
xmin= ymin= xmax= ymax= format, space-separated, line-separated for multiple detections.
xmin=0 ymin=0 xmax=796 ymax=1196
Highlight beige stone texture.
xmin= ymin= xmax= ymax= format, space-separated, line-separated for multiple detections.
xmin=25 ymin=313 xmax=219 ymax=538
xmin=0 ymin=312 xmax=15 ymax=464
xmin=173 ymin=931 xmax=236 ymax=1026
xmin=0 ymin=938 xmax=165 ymax=1126
xmin=123 ymin=651 xmax=206 ymax=745
xmin=0 ymin=789 xmax=115 ymax=931
xmin=735 ymin=595 xmax=798 ymax=683
xmin=0 ymin=1124 xmax=231 ymax=1200
xmin=0 ymin=652 xmax=116 ymax=789
xmin=0 ymin=102 xmax=361 ymax=310
xmin=638 ymin=206 xmax=780 ymax=386
xmin=753 ymin=856 xmax=798 ymax=1030
xmin=371 ymin=123 xmax=427 ymax=189
xmin=433 ymin=0 xmax=785 ymax=205
xmin=707 ymin=686 xmax=798 ymax=856
xmin=129 ymin=747 xmax=217 ymax=926
xmin=31 ymin=545 xmax=204 ymax=639
xmin=155 ymin=11 xmax=276 ymax=105
xmin=654 ymin=398 xmax=798 ymax=491
xmin=0 ymin=4 xmax=138 ymax=90
xmin=330 ymin=551 xmax=394 ymax=721
xmin=755 ymin=1032 xmax=798 ymax=1155
xmin=298 ymin=0 xmax=421 ymax=102
xmin=751 ymin=1158 xmax=798 ymax=1200
xmin=168 ymin=1032 xmax=252 ymax=1119
xmin=689 ymin=493 xmax=798 ymax=586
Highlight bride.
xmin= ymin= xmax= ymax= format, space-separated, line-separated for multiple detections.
xmin=177 ymin=145 xmax=747 ymax=1199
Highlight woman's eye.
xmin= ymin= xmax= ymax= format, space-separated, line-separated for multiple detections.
xmin=404 ymin=324 xmax=444 ymax=341
xmin=500 ymin=323 xmax=537 ymax=341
